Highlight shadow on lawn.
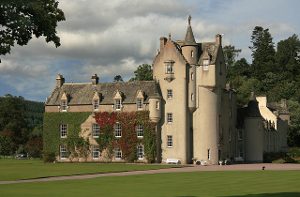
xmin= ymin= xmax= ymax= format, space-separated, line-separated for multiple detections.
xmin=220 ymin=192 xmax=300 ymax=197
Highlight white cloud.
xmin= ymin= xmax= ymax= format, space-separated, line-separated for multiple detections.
xmin=0 ymin=0 xmax=299 ymax=101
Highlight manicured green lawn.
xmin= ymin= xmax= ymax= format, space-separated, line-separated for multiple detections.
xmin=0 ymin=159 xmax=177 ymax=181
xmin=1 ymin=171 xmax=300 ymax=197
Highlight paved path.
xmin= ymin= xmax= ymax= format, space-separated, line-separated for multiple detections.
xmin=0 ymin=163 xmax=300 ymax=185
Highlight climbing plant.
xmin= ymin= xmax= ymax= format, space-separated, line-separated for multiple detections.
xmin=94 ymin=111 xmax=156 ymax=163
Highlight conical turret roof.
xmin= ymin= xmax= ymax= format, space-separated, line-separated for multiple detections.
xmin=183 ymin=15 xmax=197 ymax=46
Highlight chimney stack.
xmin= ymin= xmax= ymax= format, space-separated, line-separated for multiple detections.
xmin=91 ymin=74 xmax=99 ymax=85
xmin=56 ymin=74 xmax=65 ymax=88
xmin=160 ymin=37 xmax=167 ymax=51
xmin=215 ymin=34 xmax=222 ymax=45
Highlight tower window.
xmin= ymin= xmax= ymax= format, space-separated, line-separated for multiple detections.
xmin=165 ymin=61 xmax=174 ymax=74
xmin=208 ymin=149 xmax=211 ymax=160
xmin=167 ymin=135 xmax=173 ymax=147
xmin=191 ymin=72 xmax=194 ymax=81
xmin=167 ymin=89 xmax=173 ymax=99
xmin=156 ymin=101 xmax=160 ymax=109
xmin=167 ymin=113 xmax=173 ymax=123
xmin=191 ymin=93 xmax=194 ymax=101
xmin=191 ymin=50 xmax=194 ymax=57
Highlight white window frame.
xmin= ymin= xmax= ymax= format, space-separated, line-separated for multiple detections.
xmin=203 ymin=59 xmax=209 ymax=71
xmin=92 ymin=145 xmax=100 ymax=159
xmin=93 ymin=99 xmax=99 ymax=111
xmin=165 ymin=63 xmax=174 ymax=74
xmin=114 ymin=148 xmax=122 ymax=160
xmin=167 ymin=135 xmax=173 ymax=147
xmin=167 ymin=113 xmax=173 ymax=124
xmin=137 ymin=145 xmax=144 ymax=160
xmin=136 ymin=98 xmax=143 ymax=110
xmin=60 ymin=124 xmax=67 ymax=138
xmin=136 ymin=124 xmax=143 ymax=138
xmin=115 ymin=99 xmax=121 ymax=111
xmin=167 ymin=89 xmax=173 ymax=99
xmin=61 ymin=100 xmax=68 ymax=112
xmin=60 ymin=145 xmax=68 ymax=160
xmin=92 ymin=124 xmax=100 ymax=138
xmin=114 ymin=122 xmax=122 ymax=138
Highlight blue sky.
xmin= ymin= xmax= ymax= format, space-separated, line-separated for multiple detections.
xmin=0 ymin=0 xmax=299 ymax=101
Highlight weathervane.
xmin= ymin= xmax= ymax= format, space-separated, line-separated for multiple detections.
xmin=188 ymin=15 xmax=191 ymax=25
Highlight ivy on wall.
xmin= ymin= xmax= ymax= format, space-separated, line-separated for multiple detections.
xmin=43 ymin=112 xmax=90 ymax=156
xmin=94 ymin=111 xmax=157 ymax=163
xmin=43 ymin=111 xmax=157 ymax=163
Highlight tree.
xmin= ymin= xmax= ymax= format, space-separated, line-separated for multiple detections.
xmin=227 ymin=58 xmax=251 ymax=82
xmin=113 ymin=75 xmax=123 ymax=82
xmin=0 ymin=0 xmax=65 ymax=60
xmin=130 ymin=64 xmax=153 ymax=81
xmin=275 ymin=34 xmax=300 ymax=78
xmin=223 ymin=45 xmax=241 ymax=67
xmin=249 ymin=26 xmax=275 ymax=79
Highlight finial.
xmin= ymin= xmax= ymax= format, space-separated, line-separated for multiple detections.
xmin=188 ymin=15 xmax=191 ymax=25
xmin=168 ymin=33 xmax=171 ymax=40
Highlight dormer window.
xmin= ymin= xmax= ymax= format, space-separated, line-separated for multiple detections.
xmin=203 ymin=59 xmax=209 ymax=71
xmin=92 ymin=92 xmax=100 ymax=111
xmin=61 ymin=100 xmax=68 ymax=111
xmin=137 ymin=98 xmax=143 ymax=110
xmin=136 ymin=90 xmax=144 ymax=110
xmin=115 ymin=99 xmax=121 ymax=110
xmin=60 ymin=92 xmax=68 ymax=112
xmin=165 ymin=60 xmax=174 ymax=74
xmin=113 ymin=90 xmax=123 ymax=111
xmin=93 ymin=99 xmax=99 ymax=111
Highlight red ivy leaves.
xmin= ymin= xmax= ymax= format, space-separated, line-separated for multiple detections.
xmin=94 ymin=111 xmax=155 ymax=162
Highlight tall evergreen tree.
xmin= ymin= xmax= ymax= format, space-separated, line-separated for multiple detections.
xmin=249 ymin=26 xmax=275 ymax=79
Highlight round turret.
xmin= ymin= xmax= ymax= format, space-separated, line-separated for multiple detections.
xmin=149 ymin=94 xmax=161 ymax=123
xmin=182 ymin=15 xmax=198 ymax=65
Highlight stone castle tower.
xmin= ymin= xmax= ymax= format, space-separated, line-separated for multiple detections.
xmin=153 ymin=16 xmax=235 ymax=164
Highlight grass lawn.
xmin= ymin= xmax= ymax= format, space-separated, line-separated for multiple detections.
xmin=0 ymin=171 xmax=300 ymax=197
xmin=0 ymin=159 xmax=178 ymax=181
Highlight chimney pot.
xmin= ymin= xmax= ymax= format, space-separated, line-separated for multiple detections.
xmin=91 ymin=74 xmax=99 ymax=85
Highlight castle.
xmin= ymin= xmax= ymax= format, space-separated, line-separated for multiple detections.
xmin=44 ymin=16 xmax=289 ymax=164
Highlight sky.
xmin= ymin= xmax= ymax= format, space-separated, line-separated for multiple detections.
xmin=0 ymin=0 xmax=299 ymax=102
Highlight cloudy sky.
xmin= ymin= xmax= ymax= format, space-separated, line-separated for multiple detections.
xmin=0 ymin=0 xmax=299 ymax=102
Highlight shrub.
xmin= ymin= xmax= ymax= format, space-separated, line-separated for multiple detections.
xmin=43 ymin=152 xmax=56 ymax=163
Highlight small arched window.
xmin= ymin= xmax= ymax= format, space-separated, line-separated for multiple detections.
xmin=191 ymin=72 xmax=194 ymax=81
xmin=191 ymin=50 xmax=194 ymax=57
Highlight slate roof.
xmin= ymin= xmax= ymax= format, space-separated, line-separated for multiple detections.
xmin=46 ymin=81 xmax=158 ymax=106
xmin=183 ymin=25 xmax=197 ymax=46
